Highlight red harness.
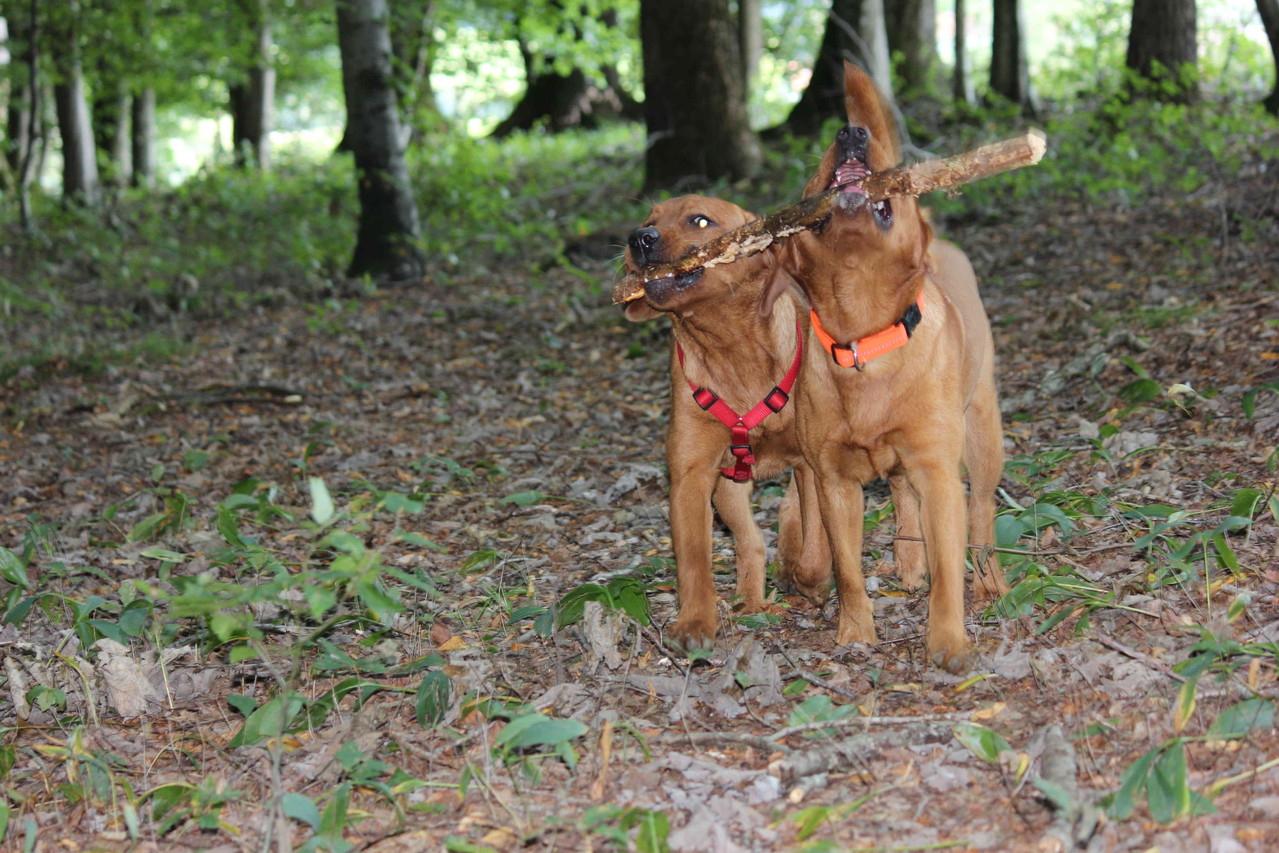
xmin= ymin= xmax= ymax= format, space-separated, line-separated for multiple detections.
xmin=675 ymin=322 xmax=803 ymax=482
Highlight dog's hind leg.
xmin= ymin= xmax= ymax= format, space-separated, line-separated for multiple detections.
xmin=889 ymin=473 xmax=925 ymax=590
xmin=963 ymin=379 xmax=1009 ymax=602
xmin=776 ymin=466 xmax=833 ymax=605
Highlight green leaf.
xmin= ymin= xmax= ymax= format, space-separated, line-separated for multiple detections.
xmin=496 ymin=713 xmax=588 ymax=750
xmin=1173 ymin=674 xmax=1198 ymax=732
xmin=127 ymin=511 xmax=171 ymax=543
xmin=953 ymin=722 xmax=1012 ymax=763
xmin=632 ymin=809 xmax=670 ymax=853
xmin=1117 ymin=377 xmax=1162 ymax=403
xmin=501 ymin=489 xmax=547 ymax=506
xmin=0 ymin=548 xmax=30 ymax=588
xmin=415 ymin=671 xmax=452 ymax=728
xmin=227 ymin=690 xmax=306 ymax=748
xmin=394 ymin=530 xmax=449 ymax=551
xmin=309 ymin=476 xmax=335 ymax=525
xmin=1208 ymin=699 xmax=1275 ymax=739
xmin=1146 ymin=741 xmax=1191 ymax=824
xmin=1105 ymin=746 xmax=1159 ymax=820
xmin=139 ymin=547 xmax=186 ymax=563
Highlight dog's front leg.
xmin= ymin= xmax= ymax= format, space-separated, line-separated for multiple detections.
xmin=711 ymin=478 xmax=771 ymax=615
xmin=908 ymin=459 xmax=971 ymax=673
xmin=815 ymin=465 xmax=875 ymax=647
xmin=667 ymin=437 xmax=726 ymax=651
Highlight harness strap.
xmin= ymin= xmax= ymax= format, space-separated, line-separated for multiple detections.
xmin=810 ymin=294 xmax=925 ymax=370
xmin=675 ymin=320 xmax=803 ymax=481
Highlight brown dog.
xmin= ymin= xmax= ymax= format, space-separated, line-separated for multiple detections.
xmin=775 ymin=63 xmax=1008 ymax=672
xmin=624 ymin=195 xmax=830 ymax=651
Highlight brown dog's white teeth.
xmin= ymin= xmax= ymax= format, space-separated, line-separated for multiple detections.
xmin=830 ymin=161 xmax=871 ymax=193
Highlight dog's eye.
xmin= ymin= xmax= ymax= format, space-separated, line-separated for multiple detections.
xmin=689 ymin=215 xmax=713 ymax=229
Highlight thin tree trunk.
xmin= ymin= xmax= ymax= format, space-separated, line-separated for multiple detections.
xmin=93 ymin=84 xmax=132 ymax=186
xmin=990 ymin=0 xmax=1036 ymax=114
xmin=739 ymin=0 xmax=762 ymax=91
xmin=52 ymin=0 xmax=100 ymax=206
xmin=335 ymin=0 xmax=425 ymax=281
xmin=1260 ymin=0 xmax=1279 ymax=114
xmin=131 ymin=86 xmax=156 ymax=187
xmin=5 ymin=0 xmax=42 ymax=229
xmin=952 ymin=0 xmax=974 ymax=105
xmin=1126 ymin=0 xmax=1198 ymax=103
xmin=230 ymin=0 xmax=274 ymax=169
xmin=640 ymin=0 xmax=760 ymax=190
xmin=772 ymin=0 xmax=891 ymax=137
xmin=886 ymin=0 xmax=936 ymax=96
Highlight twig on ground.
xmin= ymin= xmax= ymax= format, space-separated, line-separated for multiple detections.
xmin=1031 ymin=723 xmax=1101 ymax=853
xmin=1094 ymin=634 xmax=1186 ymax=683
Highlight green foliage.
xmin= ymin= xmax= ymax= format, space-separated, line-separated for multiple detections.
xmin=578 ymin=804 xmax=671 ymax=853
xmin=1104 ymin=739 xmax=1217 ymax=824
xmin=785 ymin=695 xmax=858 ymax=737
xmin=953 ymin=723 xmax=1013 ymax=764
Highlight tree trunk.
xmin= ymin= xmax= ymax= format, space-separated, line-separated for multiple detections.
xmin=640 ymin=0 xmax=760 ymax=191
xmin=230 ymin=0 xmax=275 ymax=169
xmin=93 ymin=83 xmax=132 ymax=186
xmin=490 ymin=9 xmax=640 ymax=137
xmin=4 ymin=0 xmax=42 ymax=227
xmin=51 ymin=0 xmax=100 ymax=206
xmin=131 ymin=86 xmax=156 ymax=188
xmin=1260 ymin=0 xmax=1279 ymax=114
xmin=886 ymin=0 xmax=937 ymax=96
xmin=771 ymin=0 xmax=891 ymax=137
xmin=739 ymin=0 xmax=763 ymax=91
xmin=1126 ymin=0 xmax=1198 ymax=103
xmin=990 ymin=0 xmax=1036 ymax=114
xmin=335 ymin=0 xmax=425 ymax=282
xmin=952 ymin=0 xmax=974 ymax=105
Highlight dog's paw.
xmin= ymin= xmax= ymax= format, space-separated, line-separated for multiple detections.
xmin=668 ymin=615 xmax=718 ymax=654
xmin=926 ymin=629 xmax=972 ymax=674
xmin=834 ymin=611 xmax=877 ymax=647
xmin=733 ymin=597 xmax=786 ymax=617
xmin=775 ymin=563 xmax=833 ymax=607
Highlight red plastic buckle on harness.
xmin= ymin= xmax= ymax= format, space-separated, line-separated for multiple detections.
xmin=723 ymin=425 xmax=755 ymax=481
xmin=692 ymin=387 xmax=719 ymax=410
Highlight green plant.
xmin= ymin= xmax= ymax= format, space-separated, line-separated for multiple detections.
xmin=577 ymin=804 xmax=671 ymax=853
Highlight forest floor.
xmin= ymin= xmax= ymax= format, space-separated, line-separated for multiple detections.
xmin=3 ymin=128 xmax=1279 ymax=852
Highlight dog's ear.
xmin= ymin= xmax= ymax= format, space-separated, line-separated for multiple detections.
xmin=623 ymin=300 xmax=662 ymax=322
xmin=842 ymin=61 xmax=900 ymax=169
xmin=760 ymin=253 xmax=801 ymax=318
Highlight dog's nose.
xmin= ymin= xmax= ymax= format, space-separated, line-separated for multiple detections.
xmin=837 ymin=125 xmax=870 ymax=158
xmin=628 ymin=226 xmax=661 ymax=261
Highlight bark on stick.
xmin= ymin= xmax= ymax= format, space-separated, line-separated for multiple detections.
xmin=613 ymin=128 xmax=1046 ymax=303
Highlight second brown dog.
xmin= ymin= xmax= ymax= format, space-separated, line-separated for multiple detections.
xmin=624 ymin=195 xmax=831 ymax=651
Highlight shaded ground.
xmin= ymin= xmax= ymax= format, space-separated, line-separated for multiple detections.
xmin=2 ymin=134 xmax=1279 ymax=851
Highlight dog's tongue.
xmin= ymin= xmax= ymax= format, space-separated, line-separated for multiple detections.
xmin=830 ymin=161 xmax=871 ymax=193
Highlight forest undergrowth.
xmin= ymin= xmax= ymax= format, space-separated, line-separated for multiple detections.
xmin=1 ymin=98 xmax=1278 ymax=851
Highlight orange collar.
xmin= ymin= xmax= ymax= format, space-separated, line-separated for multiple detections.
xmin=809 ymin=294 xmax=924 ymax=370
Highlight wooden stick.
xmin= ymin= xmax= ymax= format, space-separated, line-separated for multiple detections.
xmin=613 ymin=129 xmax=1047 ymax=304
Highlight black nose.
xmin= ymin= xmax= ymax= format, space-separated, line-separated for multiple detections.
xmin=628 ymin=226 xmax=661 ymax=262
xmin=836 ymin=125 xmax=870 ymax=159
